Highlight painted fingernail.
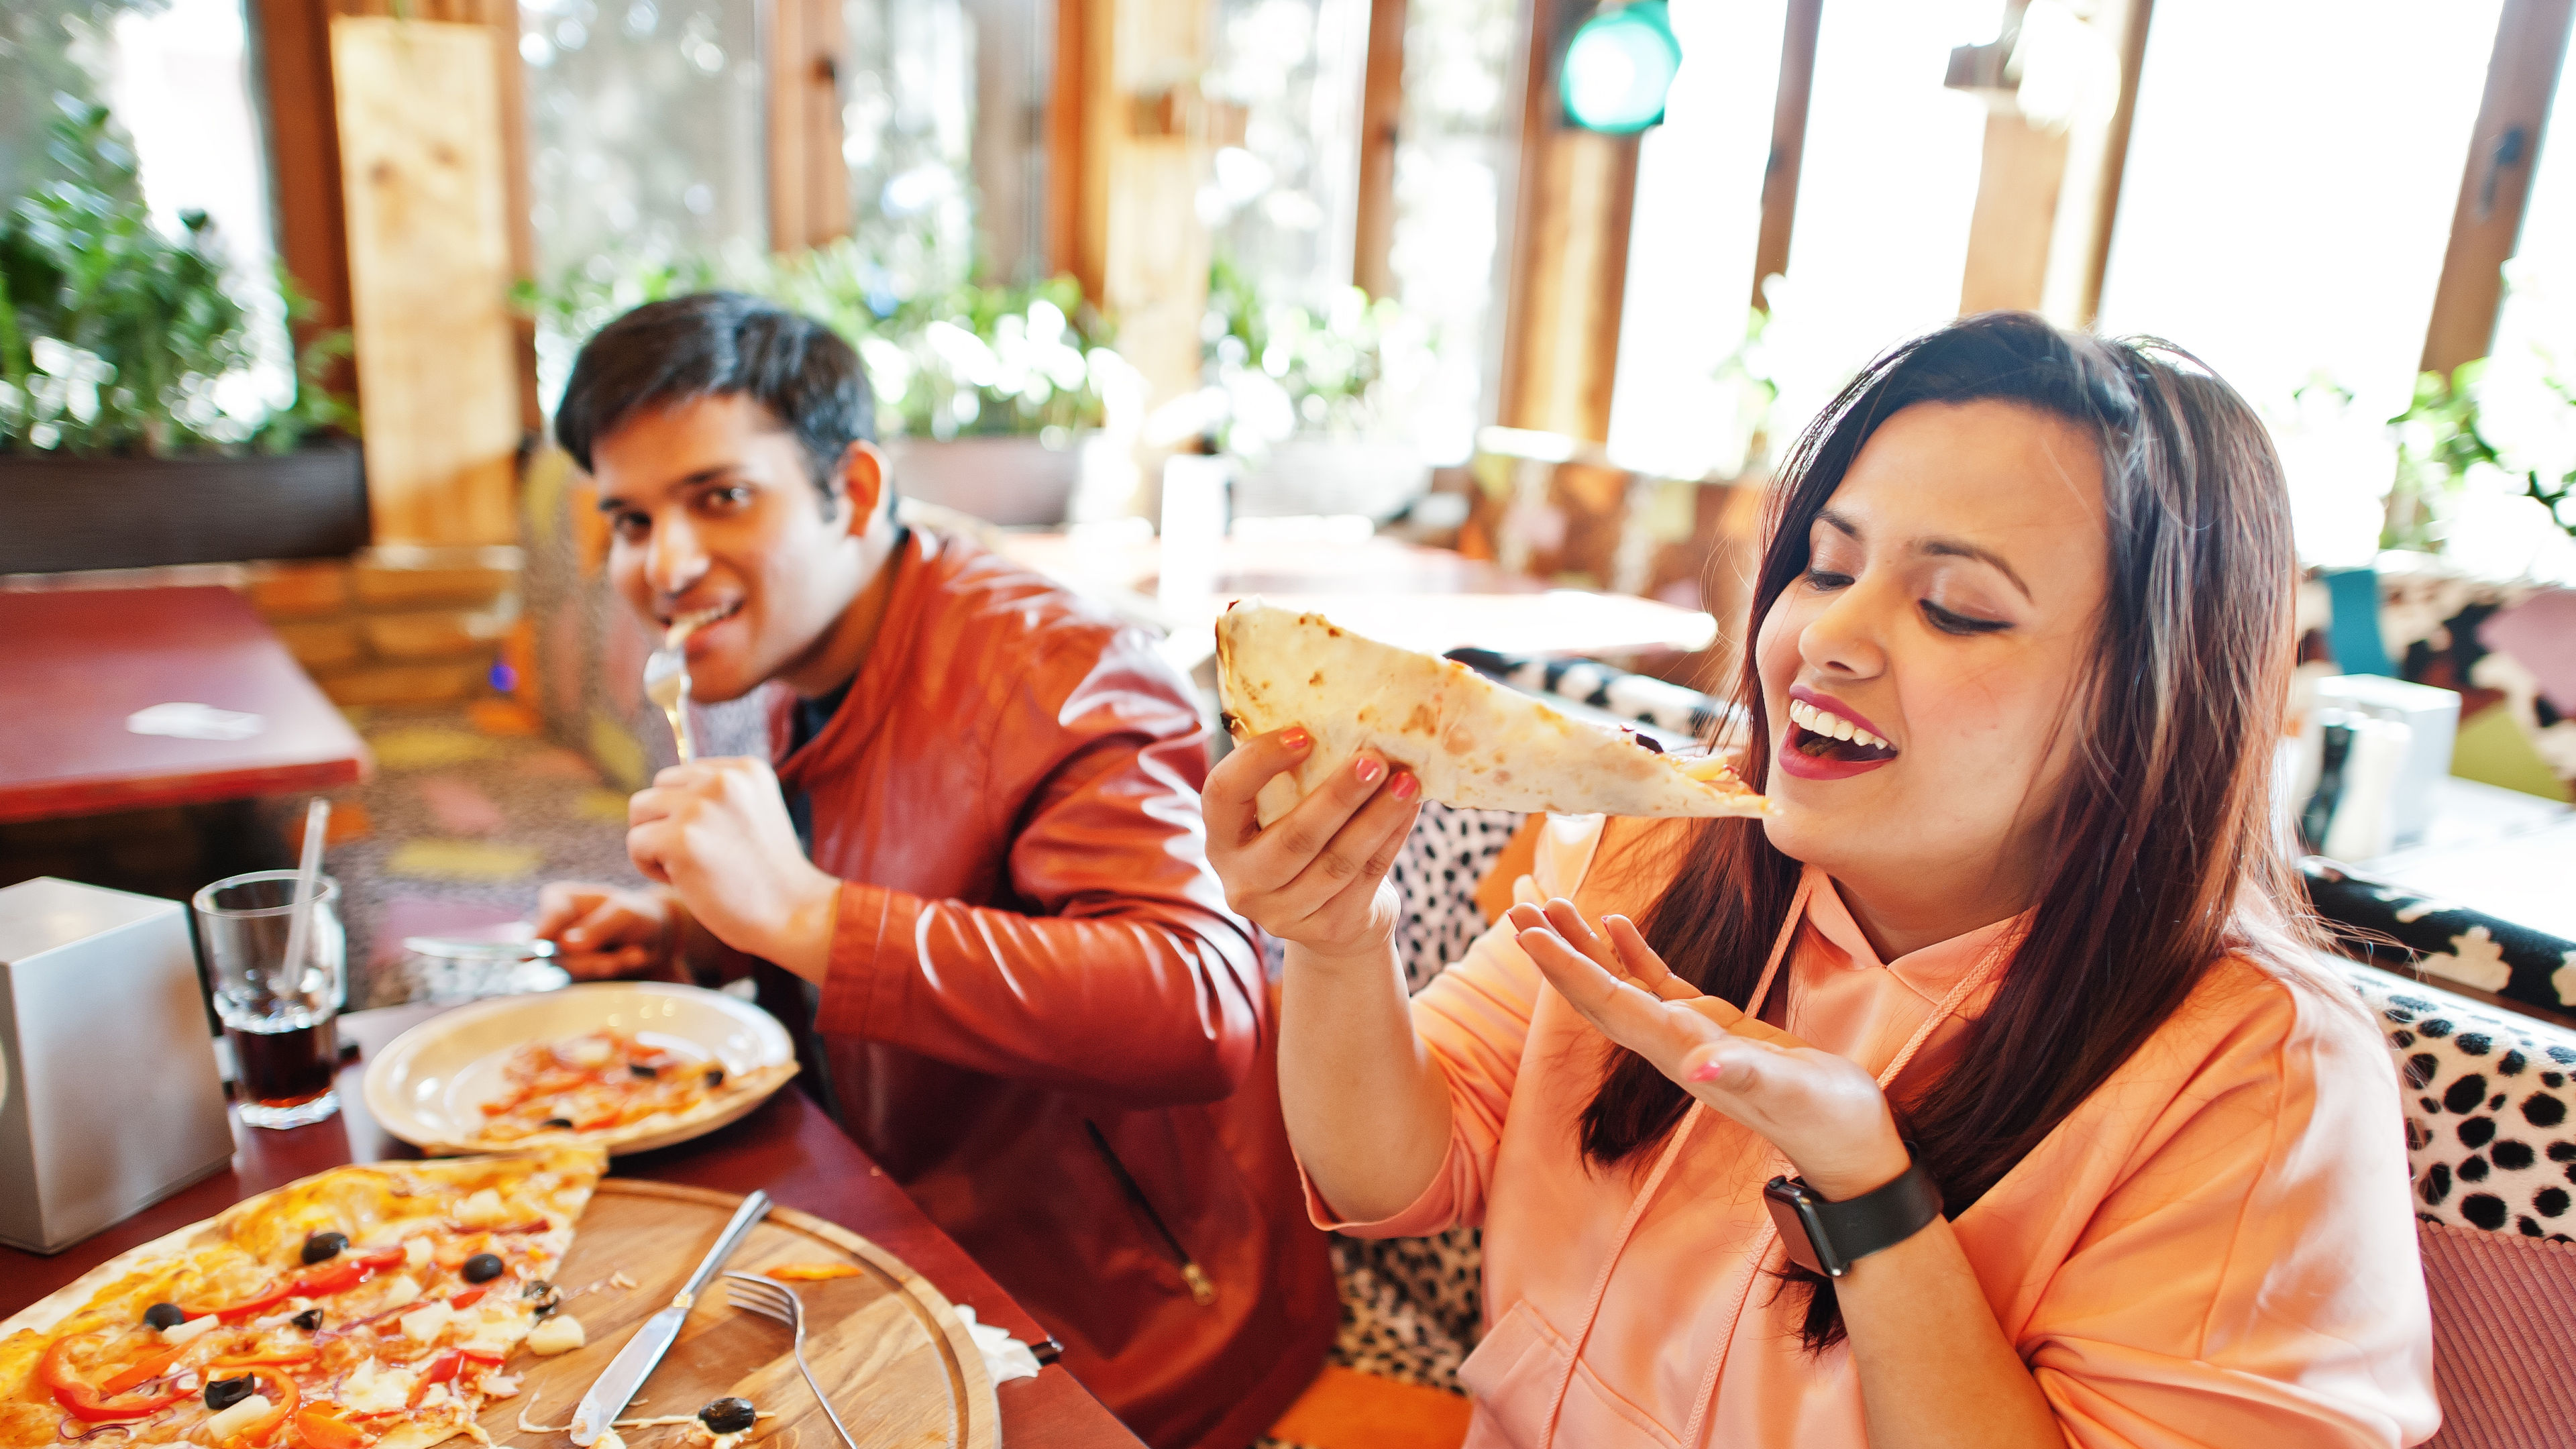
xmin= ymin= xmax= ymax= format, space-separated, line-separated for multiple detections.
xmin=1282 ymin=727 xmax=1311 ymax=751
xmin=1390 ymin=771 xmax=1419 ymax=800
xmin=1354 ymin=756 xmax=1385 ymax=784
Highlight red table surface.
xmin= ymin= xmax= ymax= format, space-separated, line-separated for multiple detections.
xmin=0 ymin=586 xmax=368 ymax=824
xmin=0 ymin=1004 xmax=1142 ymax=1449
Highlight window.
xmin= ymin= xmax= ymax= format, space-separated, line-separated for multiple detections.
xmin=518 ymin=0 xmax=766 ymax=278
xmin=1203 ymin=0 xmax=1371 ymax=307
xmin=843 ymin=0 xmax=979 ymax=291
xmin=3 ymin=0 xmax=292 ymax=435
xmin=1605 ymin=0 xmax=1788 ymax=479
xmin=1762 ymin=0 xmax=1994 ymax=436
xmin=2095 ymin=0 xmax=2503 ymax=562
xmin=1379 ymin=0 xmax=1517 ymax=462
xmin=2472 ymin=56 xmax=2576 ymax=582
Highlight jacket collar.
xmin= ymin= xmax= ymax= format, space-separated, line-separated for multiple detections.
xmin=771 ymin=525 xmax=944 ymax=790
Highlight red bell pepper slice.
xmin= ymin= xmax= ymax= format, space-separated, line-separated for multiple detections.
xmin=456 ymin=1348 xmax=505 ymax=1366
xmin=288 ymin=1248 xmax=407 ymax=1300
xmin=406 ymin=1351 xmax=462 ymax=1409
xmin=95 ymin=1346 xmax=180 ymax=1397
xmin=38 ymin=1334 xmax=191 ymax=1422
xmin=217 ymin=1368 xmax=299 ymax=1449
xmin=292 ymin=1405 xmax=376 ymax=1449
xmin=445 ymin=1289 xmax=486 ymax=1311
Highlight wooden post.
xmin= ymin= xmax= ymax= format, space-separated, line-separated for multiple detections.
xmin=767 ymin=0 xmax=852 ymax=254
xmin=2420 ymin=0 xmax=2573 ymax=378
xmin=331 ymin=16 xmax=522 ymax=546
xmin=1749 ymin=0 xmax=1823 ymax=311
xmin=1352 ymin=0 xmax=1409 ymax=299
xmin=1495 ymin=0 xmax=1642 ymax=441
xmin=248 ymin=0 xmax=356 ymax=404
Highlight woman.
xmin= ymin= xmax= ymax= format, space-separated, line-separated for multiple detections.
xmin=1205 ymin=313 xmax=2438 ymax=1447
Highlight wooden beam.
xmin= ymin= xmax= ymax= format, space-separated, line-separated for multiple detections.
xmin=247 ymin=0 xmax=356 ymax=404
xmin=2420 ymin=0 xmax=2573 ymax=377
xmin=766 ymin=0 xmax=852 ymax=254
xmin=2074 ymin=0 xmax=2151 ymax=327
xmin=1046 ymin=0 xmax=1108 ymax=300
xmin=331 ymin=15 xmax=521 ymax=545
xmin=1352 ymin=0 xmax=1408 ymax=299
xmin=1957 ymin=113 xmax=2068 ymax=315
xmin=1749 ymin=0 xmax=1823 ymax=311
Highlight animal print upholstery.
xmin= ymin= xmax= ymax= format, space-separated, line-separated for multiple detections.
xmin=2334 ymin=959 xmax=2576 ymax=1240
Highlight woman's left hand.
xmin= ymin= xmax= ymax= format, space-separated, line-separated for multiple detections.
xmin=1511 ymin=899 xmax=1913 ymax=1199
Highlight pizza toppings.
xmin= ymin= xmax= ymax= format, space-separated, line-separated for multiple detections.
xmin=290 ymin=1308 xmax=324 ymax=1332
xmin=525 ymin=1314 xmax=585 ymax=1356
xmin=698 ymin=1397 xmax=758 ymax=1434
xmin=143 ymin=1303 xmax=185 ymax=1331
xmin=761 ymin=1263 xmax=862 ymax=1282
xmin=302 ymin=1231 xmax=350 ymax=1265
xmin=462 ymin=1252 xmax=506 ymax=1283
xmin=292 ymin=1403 xmax=376 ymax=1449
xmin=38 ymin=1334 xmax=193 ymax=1422
xmin=204 ymin=1374 xmax=258 ymax=1411
xmin=161 ymin=1313 xmax=219 ymax=1346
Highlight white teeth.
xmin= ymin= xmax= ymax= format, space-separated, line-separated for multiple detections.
xmin=1790 ymin=699 xmax=1893 ymax=752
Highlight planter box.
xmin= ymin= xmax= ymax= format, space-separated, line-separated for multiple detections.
xmin=884 ymin=434 xmax=1086 ymax=528
xmin=0 ymin=441 xmax=370 ymax=574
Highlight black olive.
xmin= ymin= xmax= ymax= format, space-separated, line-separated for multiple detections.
xmin=461 ymin=1252 xmax=505 ymax=1284
xmin=205 ymin=1376 xmax=257 ymax=1411
xmin=144 ymin=1302 xmax=184 ymax=1330
xmin=702 ymin=1067 xmax=724 ymax=1087
xmin=290 ymin=1308 xmax=323 ymax=1331
xmin=629 ymin=1062 xmax=660 ymax=1079
xmin=698 ymin=1397 xmax=757 ymax=1434
xmin=541 ymin=1117 xmax=574 ymax=1129
xmin=524 ymin=1280 xmax=561 ymax=1318
xmin=1627 ymin=730 xmax=1664 ymax=755
xmin=301 ymin=1231 xmax=349 ymax=1265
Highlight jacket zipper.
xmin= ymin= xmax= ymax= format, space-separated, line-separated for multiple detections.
xmin=1083 ymin=1120 xmax=1216 ymax=1306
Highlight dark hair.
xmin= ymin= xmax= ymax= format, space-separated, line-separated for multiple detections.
xmin=1581 ymin=311 xmax=2310 ymax=1349
xmin=553 ymin=292 xmax=876 ymax=505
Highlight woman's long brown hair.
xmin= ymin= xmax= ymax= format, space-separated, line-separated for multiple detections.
xmin=1578 ymin=311 xmax=2311 ymax=1349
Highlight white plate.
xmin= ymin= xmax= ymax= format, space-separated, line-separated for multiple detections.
xmin=363 ymin=983 xmax=798 ymax=1156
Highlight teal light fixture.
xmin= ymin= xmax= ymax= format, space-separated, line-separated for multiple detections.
xmin=1560 ymin=0 xmax=1682 ymax=135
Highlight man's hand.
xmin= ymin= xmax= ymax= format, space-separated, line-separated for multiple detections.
xmin=626 ymin=757 xmax=840 ymax=983
xmin=533 ymin=881 xmax=678 ymax=979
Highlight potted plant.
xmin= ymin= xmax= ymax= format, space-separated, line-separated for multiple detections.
xmin=519 ymin=241 xmax=1128 ymax=527
xmin=0 ymin=101 xmax=362 ymax=575
xmin=1195 ymin=256 xmax=1433 ymax=521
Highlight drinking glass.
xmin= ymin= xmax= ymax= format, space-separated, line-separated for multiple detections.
xmin=193 ymin=869 xmax=345 ymax=1128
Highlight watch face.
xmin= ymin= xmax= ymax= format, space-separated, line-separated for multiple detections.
xmin=1763 ymin=1177 xmax=1829 ymax=1276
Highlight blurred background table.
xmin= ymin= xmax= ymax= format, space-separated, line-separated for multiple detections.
xmin=996 ymin=529 xmax=1719 ymax=671
xmin=0 ymin=1002 xmax=1142 ymax=1449
xmin=0 ymin=586 xmax=368 ymax=824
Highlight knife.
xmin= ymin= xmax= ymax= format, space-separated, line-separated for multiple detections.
xmin=401 ymin=934 xmax=557 ymax=961
xmin=569 ymin=1190 xmax=772 ymax=1445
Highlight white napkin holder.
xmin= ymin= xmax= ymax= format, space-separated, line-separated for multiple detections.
xmin=0 ymin=877 xmax=234 ymax=1253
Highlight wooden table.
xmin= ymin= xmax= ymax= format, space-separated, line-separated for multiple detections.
xmin=0 ymin=586 xmax=369 ymax=824
xmin=0 ymin=1004 xmax=1143 ymax=1449
xmin=996 ymin=532 xmax=1719 ymax=672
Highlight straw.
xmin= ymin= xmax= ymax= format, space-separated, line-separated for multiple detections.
xmin=281 ymin=797 xmax=331 ymax=986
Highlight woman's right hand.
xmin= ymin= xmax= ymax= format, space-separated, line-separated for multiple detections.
xmin=533 ymin=881 xmax=678 ymax=979
xmin=1203 ymin=726 xmax=1423 ymax=964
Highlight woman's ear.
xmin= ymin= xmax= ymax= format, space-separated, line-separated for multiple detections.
xmin=830 ymin=441 xmax=892 ymax=535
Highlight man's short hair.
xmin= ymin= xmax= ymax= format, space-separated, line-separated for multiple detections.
xmin=554 ymin=292 xmax=876 ymax=505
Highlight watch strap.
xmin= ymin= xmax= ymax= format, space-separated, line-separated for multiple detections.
xmin=1764 ymin=1159 xmax=1943 ymax=1278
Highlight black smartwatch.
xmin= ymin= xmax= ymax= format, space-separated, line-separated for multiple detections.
xmin=1762 ymin=1159 xmax=1943 ymax=1278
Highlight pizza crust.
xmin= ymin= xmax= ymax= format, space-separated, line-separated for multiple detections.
xmin=1216 ymin=602 xmax=1770 ymax=822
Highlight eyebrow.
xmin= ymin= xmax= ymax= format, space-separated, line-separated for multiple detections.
xmin=1814 ymin=508 xmax=2034 ymax=601
xmin=595 ymin=466 xmax=735 ymax=513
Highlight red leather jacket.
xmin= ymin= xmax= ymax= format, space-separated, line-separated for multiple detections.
xmin=763 ymin=529 xmax=1334 ymax=1448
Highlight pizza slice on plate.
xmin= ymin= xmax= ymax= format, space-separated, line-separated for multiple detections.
xmin=0 ymin=1148 xmax=604 ymax=1449
xmin=1216 ymin=602 xmax=1769 ymax=824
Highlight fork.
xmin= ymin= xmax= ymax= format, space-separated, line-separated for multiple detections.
xmin=643 ymin=627 xmax=698 ymax=763
xmin=721 ymin=1272 xmax=860 ymax=1449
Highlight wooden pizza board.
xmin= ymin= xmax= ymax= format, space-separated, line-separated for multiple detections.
xmin=503 ymin=1182 xmax=1000 ymax=1449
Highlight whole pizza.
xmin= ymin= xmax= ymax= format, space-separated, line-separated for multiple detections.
xmin=0 ymin=1149 xmax=604 ymax=1449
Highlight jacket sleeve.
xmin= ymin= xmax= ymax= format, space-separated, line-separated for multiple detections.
xmin=810 ymin=628 xmax=1269 ymax=1108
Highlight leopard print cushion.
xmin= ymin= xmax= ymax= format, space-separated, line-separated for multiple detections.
xmin=2333 ymin=961 xmax=2576 ymax=1240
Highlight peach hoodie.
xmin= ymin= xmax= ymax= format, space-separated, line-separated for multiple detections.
xmin=1308 ymin=816 xmax=2439 ymax=1448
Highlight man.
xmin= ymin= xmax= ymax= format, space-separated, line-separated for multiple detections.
xmin=531 ymin=293 xmax=1334 ymax=1448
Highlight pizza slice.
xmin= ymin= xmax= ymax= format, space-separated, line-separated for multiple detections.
xmin=0 ymin=1148 xmax=605 ymax=1449
xmin=1216 ymin=602 xmax=1769 ymax=823
xmin=461 ymin=1031 xmax=796 ymax=1154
